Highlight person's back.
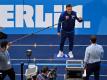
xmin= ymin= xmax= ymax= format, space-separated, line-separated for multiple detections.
xmin=85 ymin=44 xmax=104 ymax=64
xmin=84 ymin=36 xmax=104 ymax=80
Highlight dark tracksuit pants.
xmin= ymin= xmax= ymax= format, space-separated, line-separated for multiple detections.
xmin=0 ymin=68 xmax=15 ymax=80
xmin=85 ymin=62 xmax=101 ymax=80
xmin=59 ymin=30 xmax=74 ymax=52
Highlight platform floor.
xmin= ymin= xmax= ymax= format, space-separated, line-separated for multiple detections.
xmin=1 ymin=35 xmax=107 ymax=80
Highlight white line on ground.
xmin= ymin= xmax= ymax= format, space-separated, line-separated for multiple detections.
xmin=11 ymin=44 xmax=107 ymax=47
xmin=11 ymin=59 xmax=107 ymax=62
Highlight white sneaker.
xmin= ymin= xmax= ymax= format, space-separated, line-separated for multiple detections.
xmin=57 ymin=51 xmax=64 ymax=57
xmin=68 ymin=51 xmax=74 ymax=58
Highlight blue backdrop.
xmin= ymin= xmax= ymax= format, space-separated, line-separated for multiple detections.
xmin=0 ymin=0 xmax=107 ymax=35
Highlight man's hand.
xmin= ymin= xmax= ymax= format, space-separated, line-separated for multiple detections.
xmin=77 ymin=17 xmax=83 ymax=22
xmin=78 ymin=17 xmax=82 ymax=21
xmin=57 ymin=32 xmax=61 ymax=36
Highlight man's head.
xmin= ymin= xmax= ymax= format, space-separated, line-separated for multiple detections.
xmin=66 ymin=4 xmax=72 ymax=14
xmin=41 ymin=66 xmax=49 ymax=74
xmin=0 ymin=41 xmax=9 ymax=50
xmin=90 ymin=36 xmax=97 ymax=44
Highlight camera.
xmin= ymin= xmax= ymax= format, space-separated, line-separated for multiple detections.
xmin=47 ymin=68 xmax=57 ymax=80
xmin=26 ymin=49 xmax=32 ymax=57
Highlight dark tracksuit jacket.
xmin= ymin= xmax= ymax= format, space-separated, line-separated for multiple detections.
xmin=57 ymin=11 xmax=82 ymax=51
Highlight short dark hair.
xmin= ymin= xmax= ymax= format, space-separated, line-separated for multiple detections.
xmin=0 ymin=41 xmax=9 ymax=48
xmin=41 ymin=66 xmax=49 ymax=73
xmin=90 ymin=36 xmax=97 ymax=43
xmin=66 ymin=4 xmax=72 ymax=8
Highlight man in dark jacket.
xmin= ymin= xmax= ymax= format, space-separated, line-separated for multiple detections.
xmin=57 ymin=4 xmax=83 ymax=58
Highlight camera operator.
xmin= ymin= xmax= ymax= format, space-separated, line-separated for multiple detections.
xmin=36 ymin=66 xmax=49 ymax=80
xmin=36 ymin=66 xmax=57 ymax=80
xmin=0 ymin=41 xmax=15 ymax=80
